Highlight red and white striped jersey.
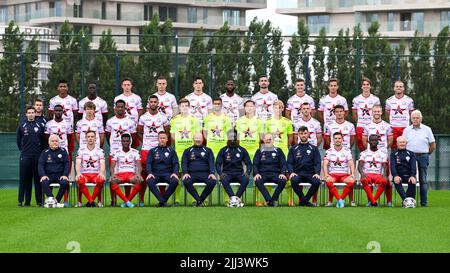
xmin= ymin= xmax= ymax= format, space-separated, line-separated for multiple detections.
xmin=185 ymin=92 xmax=213 ymax=124
xmin=220 ymin=93 xmax=244 ymax=125
xmin=49 ymin=95 xmax=78 ymax=129
xmin=76 ymin=146 xmax=105 ymax=174
xmin=318 ymin=94 xmax=349 ymax=127
xmin=153 ymin=91 xmax=177 ymax=120
xmin=112 ymin=148 xmax=141 ymax=174
xmin=297 ymin=117 xmax=322 ymax=147
xmin=324 ymin=147 xmax=353 ymax=174
xmin=287 ymin=93 xmax=316 ymax=127
xmin=138 ymin=112 xmax=169 ymax=151
xmin=362 ymin=120 xmax=392 ymax=152
xmin=78 ymin=96 xmax=108 ymax=123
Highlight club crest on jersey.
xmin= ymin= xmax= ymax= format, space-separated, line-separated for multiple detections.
xmin=164 ymin=152 xmax=169 ymax=157
xmin=272 ymin=152 xmax=276 ymax=157
xmin=58 ymin=154 xmax=62 ymax=158
xmin=236 ymin=153 xmax=240 ymax=158
xmin=406 ymin=156 xmax=410 ymax=162
xmin=201 ymin=152 xmax=206 ymax=157
xmin=307 ymin=149 xmax=311 ymax=154
xmin=34 ymin=127 xmax=38 ymax=132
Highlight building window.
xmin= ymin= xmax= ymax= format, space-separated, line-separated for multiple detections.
xmin=49 ymin=1 xmax=61 ymax=17
xmin=188 ymin=7 xmax=197 ymax=23
xmin=14 ymin=5 xmax=20 ymax=22
xmin=223 ymin=9 xmax=240 ymax=26
xmin=117 ymin=3 xmax=121 ymax=20
xmin=101 ymin=1 xmax=106 ymax=20
xmin=126 ymin=28 xmax=131 ymax=44
xmin=203 ymin=8 xmax=208 ymax=24
xmin=400 ymin=12 xmax=411 ymax=31
xmin=159 ymin=6 xmax=177 ymax=22
xmin=366 ymin=13 xmax=378 ymax=24
xmin=73 ymin=1 xmax=83 ymax=18
xmin=39 ymin=43 xmax=49 ymax=63
xmin=387 ymin=12 xmax=394 ymax=31
xmin=412 ymin=12 xmax=424 ymax=33
xmin=25 ymin=3 xmax=32 ymax=21
xmin=307 ymin=15 xmax=330 ymax=34
xmin=441 ymin=11 xmax=450 ymax=29
xmin=144 ymin=4 xmax=152 ymax=21
xmin=0 ymin=6 xmax=8 ymax=23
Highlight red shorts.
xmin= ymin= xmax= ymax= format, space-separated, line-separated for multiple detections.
xmin=356 ymin=127 xmax=365 ymax=151
xmin=329 ymin=173 xmax=352 ymax=183
xmin=361 ymin=173 xmax=387 ymax=185
xmin=77 ymin=173 xmax=105 ymax=184
xmin=391 ymin=127 xmax=405 ymax=150
xmin=115 ymin=172 xmax=137 ymax=183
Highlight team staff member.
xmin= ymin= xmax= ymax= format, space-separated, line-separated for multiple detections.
xmin=146 ymin=132 xmax=179 ymax=207
xmin=402 ymin=110 xmax=435 ymax=207
xmin=215 ymin=130 xmax=252 ymax=201
xmin=390 ymin=136 xmax=417 ymax=201
xmin=17 ymin=106 xmax=46 ymax=207
xmin=287 ymin=126 xmax=321 ymax=207
xmin=39 ymin=134 xmax=70 ymax=205
xmin=182 ymin=133 xmax=217 ymax=207
xmin=253 ymin=133 xmax=287 ymax=207
xmin=32 ymin=97 xmax=47 ymax=127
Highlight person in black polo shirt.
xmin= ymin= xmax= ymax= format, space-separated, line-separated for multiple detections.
xmin=253 ymin=133 xmax=287 ymax=207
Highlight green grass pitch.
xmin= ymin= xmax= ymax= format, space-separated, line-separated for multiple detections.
xmin=1 ymin=188 xmax=450 ymax=253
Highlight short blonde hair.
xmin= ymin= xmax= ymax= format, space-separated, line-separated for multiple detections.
xmin=273 ymin=100 xmax=285 ymax=109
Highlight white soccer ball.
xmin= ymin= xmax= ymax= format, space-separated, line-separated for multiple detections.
xmin=403 ymin=197 xmax=416 ymax=208
xmin=44 ymin=197 xmax=57 ymax=208
xmin=228 ymin=196 xmax=243 ymax=208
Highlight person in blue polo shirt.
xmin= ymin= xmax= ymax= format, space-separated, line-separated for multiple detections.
xmin=253 ymin=133 xmax=287 ymax=207
xmin=182 ymin=132 xmax=217 ymax=207
xmin=288 ymin=126 xmax=322 ymax=207
xmin=146 ymin=131 xmax=179 ymax=207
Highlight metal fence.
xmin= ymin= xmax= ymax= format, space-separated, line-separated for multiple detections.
xmin=1 ymin=132 xmax=448 ymax=189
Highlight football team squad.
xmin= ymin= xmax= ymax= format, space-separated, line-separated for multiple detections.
xmin=16 ymin=75 xmax=436 ymax=208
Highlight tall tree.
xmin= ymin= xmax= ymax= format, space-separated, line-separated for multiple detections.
xmin=247 ymin=17 xmax=272 ymax=91
xmin=183 ymin=28 xmax=209 ymax=98
xmin=268 ymin=27 xmax=287 ymax=101
xmin=312 ymin=27 xmax=328 ymax=102
xmin=333 ymin=28 xmax=354 ymax=102
xmin=288 ymin=20 xmax=311 ymax=91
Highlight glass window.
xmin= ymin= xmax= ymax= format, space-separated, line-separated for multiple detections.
xmin=308 ymin=15 xmax=329 ymax=34
xmin=39 ymin=43 xmax=49 ymax=63
xmin=102 ymin=1 xmax=106 ymax=20
xmin=144 ymin=4 xmax=152 ymax=21
xmin=168 ymin=7 xmax=177 ymax=22
xmin=203 ymin=8 xmax=208 ymax=24
xmin=25 ymin=3 xmax=31 ymax=21
xmin=387 ymin=12 xmax=394 ymax=31
xmin=441 ymin=11 xmax=450 ymax=29
xmin=73 ymin=1 xmax=83 ymax=18
xmin=0 ymin=6 xmax=8 ymax=23
xmin=159 ymin=6 xmax=177 ymax=22
xmin=188 ymin=7 xmax=197 ymax=23
xmin=14 ymin=5 xmax=20 ymax=22
xmin=117 ymin=3 xmax=121 ymax=20
xmin=400 ymin=13 xmax=411 ymax=31
xmin=55 ymin=0 xmax=61 ymax=16
xmin=366 ymin=13 xmax=378 ymax=24
xmin=412 ymin=12 xmax=424 ymax=33
xmin=126 ymin=28 xmax=131 ymax=44
xmin=223 ymin=9 xmax=240 ymax=26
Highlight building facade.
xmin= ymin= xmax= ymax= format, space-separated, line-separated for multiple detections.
xmin=1 ymin=0 xmax=266 ymax=51
xmin=276 ymin=0 xmax=450 ymax=37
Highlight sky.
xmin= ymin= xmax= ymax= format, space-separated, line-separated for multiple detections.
xmin=246 ymin=0 xmax=298 ymax=35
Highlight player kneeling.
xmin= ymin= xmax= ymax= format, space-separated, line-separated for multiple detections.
xmin=358 ymin=134 xmax=389 ymax=207
xmin=109 ymin=133 xmax=143 ymax=208
xmin=322 ymin=132 xmax=356 ymax=208
xmin=75 ymin=130 xmax=106 ymax=207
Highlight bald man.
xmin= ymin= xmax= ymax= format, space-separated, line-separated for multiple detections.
xmin=181 ymin=132 xmax=217 ymax=207
xmin=390 ymin=136 xmax=417 ymax=202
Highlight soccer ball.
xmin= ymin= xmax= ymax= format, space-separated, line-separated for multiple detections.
xmin=227 ymin=196 xmax=243 ymax=208
xmin=44 ymin=197 xmax=57 ymax=208
xmin=403 ymin=197 xmax=417 ymax=208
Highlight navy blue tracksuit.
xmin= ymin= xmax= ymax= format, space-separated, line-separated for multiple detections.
xmin=390 ymin=149 xmax=417 ymax=200
xmin=287 ymin=143 xmax=322 ymax=204
xmin=16 ymin=119 xmax=46 ymax=205
xmin=253 ymin=147 xmax=287 ymax=203
xmin=38 ymin=147 xmax=70 ymax=202
xmin=146 ymin=145 xmax=179 ymax=203
xmin=215 ymin=145 xmax=252 ymax=198
xmin=182 ymin=145 xmax=217 ymax=203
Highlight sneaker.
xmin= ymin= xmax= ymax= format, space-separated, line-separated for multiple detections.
xmin=64 ymin=202 xmax=70 ymax=208
xmin=325 ymin=201 xmax=333 ymax=207
xmin=90 ymin=202 xmax=97 ymax=207
xmin=350 ymin=201 xmax=357 ymax=207
xmin=37 ymin=203 xmax=43 ymax=207
xmin=269 ymin=201 xmax=279 ymax=207
xmin=24 ymin=203 xmax=31 ymax=207
xmin=371 ymin=202 xmax=379 ymax=207
xmin=366 ymin=202 xmax=372 ymax=207
xmin=311 ymin=202 xmax=318 ymax=207
xmin=336 ymin=200 xmax=341 ymax=208
xmin=85 ymin=202 xmax=91 ymax=207
xmin=138 ymin=201 xmax=145 ymax=207
xmin=339 ymin=199 xmax=345 ymax=208
xmin=18 ymin=202 xmax=23 ymax=207
xmin=126 ymin=201 xmax=135 ymax=208
xmin=120 ymin=202 xmax=127 ymax=208
xmin=288 ymin=199 xmax=295 ymax=207
xmin=158 ymin=202 xmax=168 ymax=207
xmin=172 ymin=201 xmax=181 ymax=207
xmin=75 ymin=202 xmax=83 ymax=208
xmin=110 ymin=201 xmax=117 ymax=207
xmin=387 ymin=202 xmax=394 ymax=208
xmin=97 ymin=202 xmax=103 ymax=208
xmin=194 ymin=201 xmax=204 ymax=207
xmin=55 ymin=202 xmax=65 ymax=208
